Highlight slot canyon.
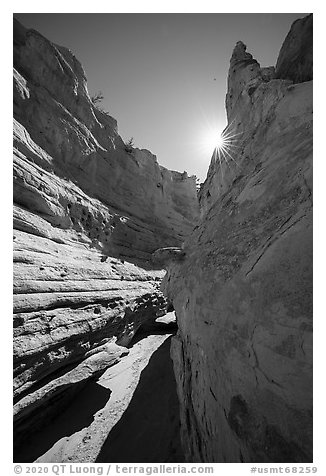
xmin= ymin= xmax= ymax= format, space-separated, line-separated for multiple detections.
xmin=13 ymin=14 xmax=312 ymax=463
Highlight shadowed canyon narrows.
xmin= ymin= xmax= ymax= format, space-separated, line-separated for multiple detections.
xmin=13 ymin=14 xmax=312 ymax=463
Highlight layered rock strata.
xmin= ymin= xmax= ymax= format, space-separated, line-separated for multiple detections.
xmin=162 ymin=15 xmax=313 ymax=462
xmin=13 ymin=18 xmax=199 ymax=265
xmin=13 ymin=18 xmax=199 ymax=454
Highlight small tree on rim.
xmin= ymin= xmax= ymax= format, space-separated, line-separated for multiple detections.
xmin=125 ymin=137 xmax=134 ymax=153
xmin=90 ymin=91 xmax=104 ymax=105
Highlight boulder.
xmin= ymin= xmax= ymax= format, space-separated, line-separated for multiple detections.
xmin=152 ymin=247 xmax=186 ymax=267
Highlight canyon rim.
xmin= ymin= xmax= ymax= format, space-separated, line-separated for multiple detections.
xmin=13 ymin=13 xmax=313 ymax=464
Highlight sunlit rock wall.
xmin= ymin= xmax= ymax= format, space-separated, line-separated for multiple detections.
xmin=13 ymin=18 xmax=199 ymax=447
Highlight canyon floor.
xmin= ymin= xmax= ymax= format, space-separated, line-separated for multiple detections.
xmin=14 ymin=313 xmax=184 ymax=463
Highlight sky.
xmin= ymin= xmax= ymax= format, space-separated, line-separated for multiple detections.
xmin=14 ymin=13 xmax=307 ymax=181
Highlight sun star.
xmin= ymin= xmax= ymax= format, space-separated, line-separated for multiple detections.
xmin=198 ymin=119 xmax=243 ymax=182
xmin=215 ymin=132 xmax=226 ymax=150
xmin=204 ymin=129 xmax=227 ymax=153
xmin=210 ymin=124 xmax=243 ymax=178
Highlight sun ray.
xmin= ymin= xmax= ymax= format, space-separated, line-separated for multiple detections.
xmin=216 ymin=147 xmax=224 ymax=179
xmin=221 ymin=146 xmax=239 ymax=167
xmin=198 ymin=117 xmax=243 ymax=182
xmin=222 ymin=130 xmax=244 ymax=139
xmin=205 ymin=123 xmax=242 ymax=175
xmin=224 ymin=142 xmax=242 ymax=149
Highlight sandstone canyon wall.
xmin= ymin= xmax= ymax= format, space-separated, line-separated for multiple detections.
xmin=163 ymin=15 xmax=313 ymax=462
xmin=13 ymin=18 xmax=199 ymax=451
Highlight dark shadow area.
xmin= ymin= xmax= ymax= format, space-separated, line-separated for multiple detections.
xmin=129 ymin=319 xmax=177 ymax=347
xmin=96 ymin=336 xmax=185 ymax=463
xmin=14 ymin=380 xmax=112 ymax=462
xmin=13 ymin=356 xmax=83 ymax=405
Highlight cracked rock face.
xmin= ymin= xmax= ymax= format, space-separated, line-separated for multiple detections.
xmin=13 ymin=18 xmax=199 ymax=453
xmin=164 ymin=15 xmax=312 ymax=463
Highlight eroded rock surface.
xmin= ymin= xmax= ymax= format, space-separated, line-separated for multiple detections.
xmin=13 ymin=18 xmax=198 ymax=456
xmin=13 ymin=19 xmax=199 ymax=265
xmin=163 ymin=15 xmax=312 ymax=463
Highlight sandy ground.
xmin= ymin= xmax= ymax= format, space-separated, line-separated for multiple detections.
xmin=14 ymin=313 xmax=184 ymax=463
